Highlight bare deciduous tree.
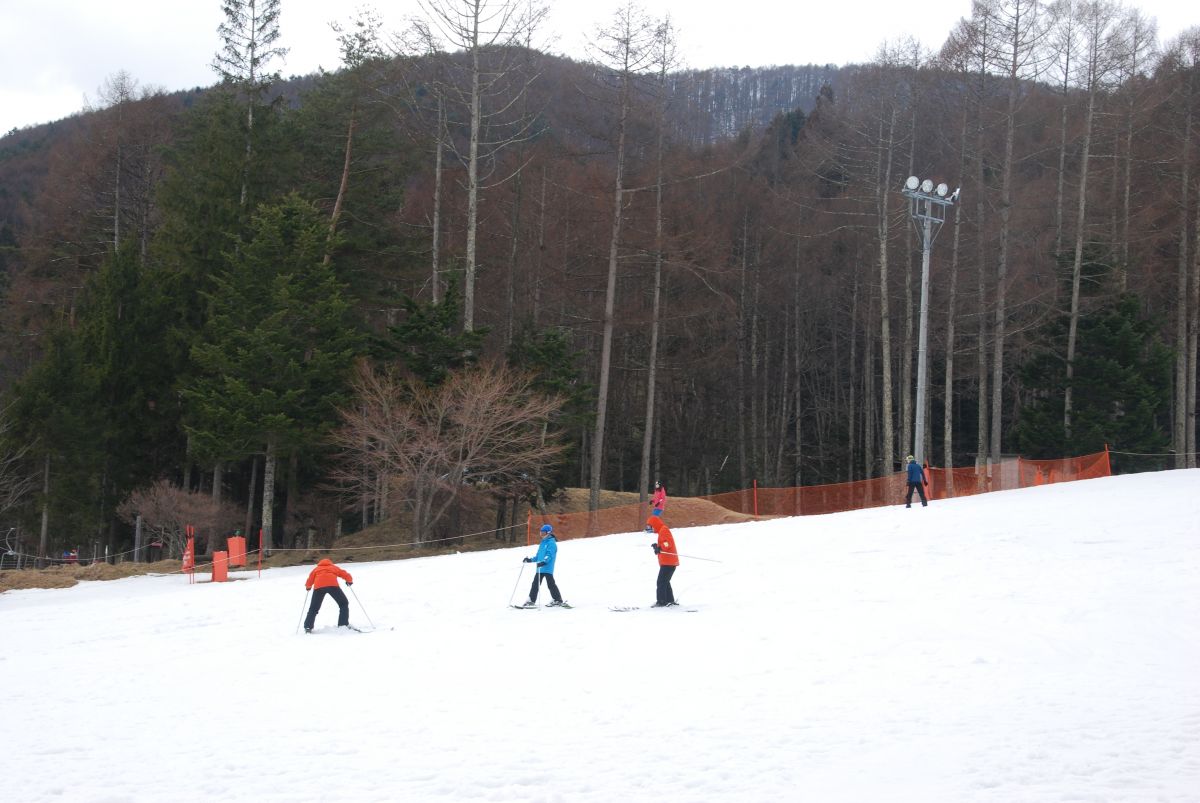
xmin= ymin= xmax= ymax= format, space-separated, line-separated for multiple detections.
xmin=331 ymin=361 xmax=565 ymax=543
xmin=588 ymin=1 xmax=659 ymax=510
xmin=0 ymin=405 xmax=35 ymax=519
xmin=117 ymin=480 xmax=242 ymax=559
xmin=417 ymin=0 xmax=548 ymax=330
xmin=1063 ymin=0 xmax=1121 ymax=436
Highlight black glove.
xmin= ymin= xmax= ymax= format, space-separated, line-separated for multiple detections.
xmin=523 ymin=557 xmax=532 ymax=563
xmin=537 ymin=561 xmax=548 ymax=567
xmin=651 ymin=543 xmax=661 ymax=555
xmin=347 ymin=581 xmax=353 ymax=586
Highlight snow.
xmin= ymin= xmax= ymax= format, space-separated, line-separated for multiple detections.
xmin=3 ymin=470 xmax=1199 ymax=802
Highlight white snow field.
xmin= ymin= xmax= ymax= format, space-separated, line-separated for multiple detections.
xmin=2 ymin=470 xmax=1198 ymax=803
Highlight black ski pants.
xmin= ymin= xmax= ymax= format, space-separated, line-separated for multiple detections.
xmin=305 ymin=586 xmax=350 ymax=630
xmin=905 ymin=481 xmax=928 ymax=507
xmin=528 ymin=572 xmax=562 ymax=603
xmin=656 ymin=565 xmax=676 ymax=605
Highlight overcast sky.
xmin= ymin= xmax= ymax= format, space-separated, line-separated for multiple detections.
xmin=1 ymin=0 xmax=1195 ymax=135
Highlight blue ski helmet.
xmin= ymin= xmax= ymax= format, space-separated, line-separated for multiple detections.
xmin=540 ymin=524 xmax=553 ymax=534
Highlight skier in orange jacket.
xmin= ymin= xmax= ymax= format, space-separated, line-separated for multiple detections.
xmin=646 ymin=515 xmax=679 ymax=607
xmin=303 ymin=558 xmax=354 ymax=632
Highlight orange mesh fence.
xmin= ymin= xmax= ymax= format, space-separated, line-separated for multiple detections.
xmin=700 ymin=475 xmax=909 ymax=517
xmin=527 ymin=449 xmax=1112 ymax=544
xmin=528 ymin=503 xmax=650 ymax=545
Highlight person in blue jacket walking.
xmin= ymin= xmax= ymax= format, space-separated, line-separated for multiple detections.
xmin=905 ymin=455 xmax=928 ymax=508
xmin=523 ymin=524 xmax=566 ymax=606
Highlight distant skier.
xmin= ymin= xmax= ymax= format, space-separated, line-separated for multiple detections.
xmin=647 ymin=515 xmax=679 ymax=607
xmin=303 ymin=558 xmax=354 ymax=632
xmin=645 ymin=480 xmax=667 ymax=531
xmin=522 ymin=524 xmax=566 ymax=607
xmin=904 ymin=455 xmax=928 ymax=508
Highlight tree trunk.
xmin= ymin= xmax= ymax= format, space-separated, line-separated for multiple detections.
xmin=974 ymin=26 xmax=991 ymax=466
xmin=589 ymin=68 xmax=630 ymax=512
xmin=877 ymin=109 xmax=898 ymax=476
xmin=463 ymin=28 xmax=482 ymax=331
xmin=37 ymin=454 xmax=50 ymax=568
xmin=847 ymin=277 xmax=860 ymax=482
xmin=864 ymin=292 xmax=877 ymax=478
xmin=750 ymin=235 xmax=761 ymax=482
xmin=944 ymin=127 xmax=967 ymax=475
xmin=1054 ymin=31 xmax=1072 ymax=257
xmin=113 ymin=142 xmax=122 ymax=249
xmin=244 ymin=455 xmax=259 ymax=539
xmin=992 ymin=60 xmax=1018 ymax=464
xmin=534 ymin=166 xmax=546 ymax=323
xmin=1064 ymin=84 xmax=1097 ymax=436
xmin=504 ymin=159 xmax=524 ymax=348
xmin=324 ymin=105 xmax=357 ymax=266
xmin=902 ymin=112 xmax=916 ymax=464
xmin=183 ymin=433 xmax=193 ymax=492
xmin=1188 ymin=178 xmax=1200 ymax=466
xmin=432 ymin=96 xmax=445 ymax=303
xmin=213 ymin=461 xmax=223 ymax=506
xmin=638 ymin=111 xmax=666 ymax=507
xmin=1174 ymin=75 xmax=1193 ymax=468
xmin=261 ymin=438 xmax=276 ymax=555
xmin=736 ymin=216 xmax=749 ymax=487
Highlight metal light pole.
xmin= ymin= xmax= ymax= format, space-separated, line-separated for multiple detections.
xmin=901 ymin=176 xmax=958 ymax=466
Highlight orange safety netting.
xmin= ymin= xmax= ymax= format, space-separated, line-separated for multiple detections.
xmin=528 ymin=449 xmax=1113 ymax=544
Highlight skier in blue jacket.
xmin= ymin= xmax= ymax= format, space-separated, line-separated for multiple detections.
xmin=904 ymin=455 xmax=928 ymax=508
xmin=522 ymin=524 xmax=566 ymax=606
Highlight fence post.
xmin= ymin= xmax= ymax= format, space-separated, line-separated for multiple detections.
xmin=753 ymin=479 xmax=759 ymax=517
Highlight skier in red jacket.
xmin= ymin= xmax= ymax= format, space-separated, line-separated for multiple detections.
xmin=303 ymin=558 xmax=354 ymax=632
xmin=647 ymin=515 xmax=679 ymax=607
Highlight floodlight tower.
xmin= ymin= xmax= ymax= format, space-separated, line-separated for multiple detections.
xmin=901 ymin=176 xmax=958 ymax=467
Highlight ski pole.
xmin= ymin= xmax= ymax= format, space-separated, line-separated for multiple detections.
xmin=349 ymin=584 xmax=375 ymax=630
xmin=508 ymin=560 xmax=527 ymax=606
xmin=295 ymin=589 xmax=310 ymax=634
xmin=660 ymin=550 xmax=723 ymax=563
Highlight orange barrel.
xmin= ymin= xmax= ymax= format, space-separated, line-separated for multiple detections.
xmin=227 ymin=536 xmax=247 ymax=567
xmin=212 ymin=551 xmax=229 ymax=583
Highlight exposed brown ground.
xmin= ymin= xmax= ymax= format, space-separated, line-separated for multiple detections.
xmin=0 ymin=489 xmax=756 ymax=594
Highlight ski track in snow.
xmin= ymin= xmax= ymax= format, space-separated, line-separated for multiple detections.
xmin=3 ymin=470 xmax=1199 ymax=802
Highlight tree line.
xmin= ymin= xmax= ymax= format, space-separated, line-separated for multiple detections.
xmin=0 ymin=0 xmax=1195 ymax=563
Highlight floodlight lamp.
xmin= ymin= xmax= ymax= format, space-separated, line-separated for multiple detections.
xmin=921 ymin=179 xmax=934 ymax=193
xmin=905 ymin=176 xmax=920 ymax=190
xmin=936 ymin=183 xmax=949 ymax=197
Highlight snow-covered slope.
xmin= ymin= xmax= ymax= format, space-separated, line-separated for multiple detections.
xmin=3 ymin=471 xmax=1198 ymax=802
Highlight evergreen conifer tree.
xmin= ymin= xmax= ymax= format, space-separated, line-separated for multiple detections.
xmin=183 ymin=194 xmax=360 ymax=546
xmin=1016 ymin=294 xmax=1171 ymax=459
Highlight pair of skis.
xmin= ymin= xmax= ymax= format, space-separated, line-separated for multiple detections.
xmin=510 ymin=602 xmax=696 ymax=612
xmin=305 ymin=624 xmax=391 ymax=633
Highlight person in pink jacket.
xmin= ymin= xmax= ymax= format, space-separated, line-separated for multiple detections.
xmin=645 ymin=481 xmax=667 ymax=532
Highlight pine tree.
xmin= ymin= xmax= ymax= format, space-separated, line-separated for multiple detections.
xmin=1016 ymin=294 xmax=1171 ymax=459
xmin=506 ymin=325 xmax=593 ymax=492
xmin=183 ymin=194 xmax=360 ymax=548
xmin=382 ymin=279 xmax=486 ymax=387
xmin=5 ymin=326 xmax=103 ymax=561
xmin=74 ymin=243 xmax=184 ymax=551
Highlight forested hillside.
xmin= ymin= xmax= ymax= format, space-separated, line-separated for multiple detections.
xmin=0 ymin=0 xmax=1195 ymax=564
